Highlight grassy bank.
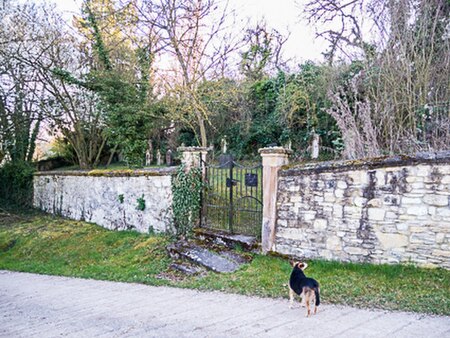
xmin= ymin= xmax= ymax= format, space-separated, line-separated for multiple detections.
xmin=1 ymin=208 xmax=449 ymax=315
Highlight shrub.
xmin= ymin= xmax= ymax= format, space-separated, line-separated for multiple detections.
xmin=0 ymin=161 xmax=35 ymax=207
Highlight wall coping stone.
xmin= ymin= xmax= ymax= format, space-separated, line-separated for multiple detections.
xmin=280 ymin=151 xmax=450 ymax=176
xmin=34 ymin=166 xmax=178 ymax=177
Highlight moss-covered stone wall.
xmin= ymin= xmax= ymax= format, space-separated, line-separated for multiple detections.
xmin=33 ymin=168 xmax=177 ymax=233
xmin=275 ymin=152 xmax=450 ymax=269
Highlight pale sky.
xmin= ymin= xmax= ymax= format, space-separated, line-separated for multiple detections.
xmin=52 ymin=0 xmax=326 ymax=64
xmin=228 ymin=0 xmax=326 ymax=63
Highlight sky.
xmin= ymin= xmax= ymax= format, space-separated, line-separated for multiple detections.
xmin=233 ymin=0 xmax=326 ymax=62
xmin=52 ymin=0 xmax=326 ymax=64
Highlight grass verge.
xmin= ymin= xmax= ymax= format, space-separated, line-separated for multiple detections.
xmin=1 ymin=208 xmax=449 ymax=315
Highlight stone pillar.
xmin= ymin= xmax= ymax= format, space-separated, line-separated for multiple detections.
xmin=259 ymin=147 xmax=291 ymax=253
xmin=177 ymin=146 xmax=208 ymax=172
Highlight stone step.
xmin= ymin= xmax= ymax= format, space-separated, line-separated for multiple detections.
xmin=169 ymin=261 xmax=206 ymax=275
xmin=194 ymin=228 xmax=259 ymax=252
xmin=167 ymin=241 xmax=250 ymax=273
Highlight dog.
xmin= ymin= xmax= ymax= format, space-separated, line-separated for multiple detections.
xmin=289 ymin=261 xmax=320 ymax=317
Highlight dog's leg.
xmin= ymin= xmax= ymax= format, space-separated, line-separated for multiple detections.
xmin=288 ymin=286 xmax=295 ymax=309
xmin=305 ymin=298 xmax=311 ymax=317
xmin=304 ymin=288 xmax=316 ymax=317
xmin=314 ymin=287 xmax=320 ymax=314
xmin=300 ymin=294 xmax=305 ymax=307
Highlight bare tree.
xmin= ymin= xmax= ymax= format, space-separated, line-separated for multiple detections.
xmin=305 ymin=0 xmax=450 ymax=157
xmin=137 ymin=0 xmax=241 ymax=147
xmin=303 ymin=0 xmax=370 ymax=62
xmin=371 ymin=0 xmax=450 ymax=153
xmin=0 ymin=2 xmax=48 ymax=162
xmin=1 ymin=2 xmax=109 ymax=168
xmin=240 ymin=21 xmax=289 ymax=80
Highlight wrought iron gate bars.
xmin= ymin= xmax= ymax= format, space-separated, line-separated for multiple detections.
xmin=201 ymin=159 xmax=263 ymax=238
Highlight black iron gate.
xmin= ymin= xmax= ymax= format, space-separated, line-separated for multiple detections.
xmin=201 ymin=159 xmax=263 ymax=238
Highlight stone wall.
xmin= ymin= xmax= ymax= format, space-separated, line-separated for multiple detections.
xmin=274 ymin=154 xmax=450 ymax=269
xmin=33 ymin=168 xmax=176 ymax=233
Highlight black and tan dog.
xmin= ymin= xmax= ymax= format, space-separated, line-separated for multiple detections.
xmin=289 ymin=261 xmax=320 ymax=317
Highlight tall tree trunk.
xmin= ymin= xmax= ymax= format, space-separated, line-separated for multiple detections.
xmin=196 ymin=111 xmax=207 ymax=147
xmin=26 ymin=117 xmax=41 ymax=162
xmin=106 ymin=144 xmax=118 ymax=167
xmin=93 ymin=137 xmax=107 ymax=168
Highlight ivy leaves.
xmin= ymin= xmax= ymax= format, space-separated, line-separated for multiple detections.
xmin=172 ymin=165 xmax=204 ymax=238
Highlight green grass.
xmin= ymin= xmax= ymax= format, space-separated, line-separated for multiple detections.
xmin=1 ymin=208 xmax=449 ymax=315
xmin=0 ymin=209 xmax=171 ymax=284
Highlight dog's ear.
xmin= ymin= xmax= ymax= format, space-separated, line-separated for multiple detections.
xmin=298 ymin=262 xmax=304 ymax=269
xmin=298 ymin=262 xmax=308 ymax=270
xmin=289 ymin=260 xmax=297 ymax=267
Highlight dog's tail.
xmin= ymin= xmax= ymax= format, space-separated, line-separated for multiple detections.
xmin=314 ymin=287 xmax=320 ymax=306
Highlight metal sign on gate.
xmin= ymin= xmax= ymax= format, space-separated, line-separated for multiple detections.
xmin=201 ymin=158 xmax=263 ymax=238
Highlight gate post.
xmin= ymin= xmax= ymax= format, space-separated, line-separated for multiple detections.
xmin=177 ymin=146 xmax=209 ymax=228
xmin=259 ymin=147 xmax=291 ymax=253
xmin=177 ymin=146 xmax=208 ymax=174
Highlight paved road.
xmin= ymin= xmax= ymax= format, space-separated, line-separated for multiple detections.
xmin=1 ymin=270 xmax=449 ymax=338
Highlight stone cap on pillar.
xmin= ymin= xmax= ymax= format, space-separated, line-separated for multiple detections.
xmin=177 ymin=146 xmax=209 ymax=170
xmin=259 ymin=147 xmax=292 ymax=167
xmin=258 ymin=146 xmax=293 ymax=155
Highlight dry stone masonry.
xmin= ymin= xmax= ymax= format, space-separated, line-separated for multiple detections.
xmin=32 ymin=149 xmax=450 ymax=269
xmin=33 ymin=168 xmax=176 ymax=233
xmin=274 ymin=153 xmax=450 ymax=269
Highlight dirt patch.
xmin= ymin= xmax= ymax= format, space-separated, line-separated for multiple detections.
xmin=0 ymin=239 xmax=17 ymax=252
